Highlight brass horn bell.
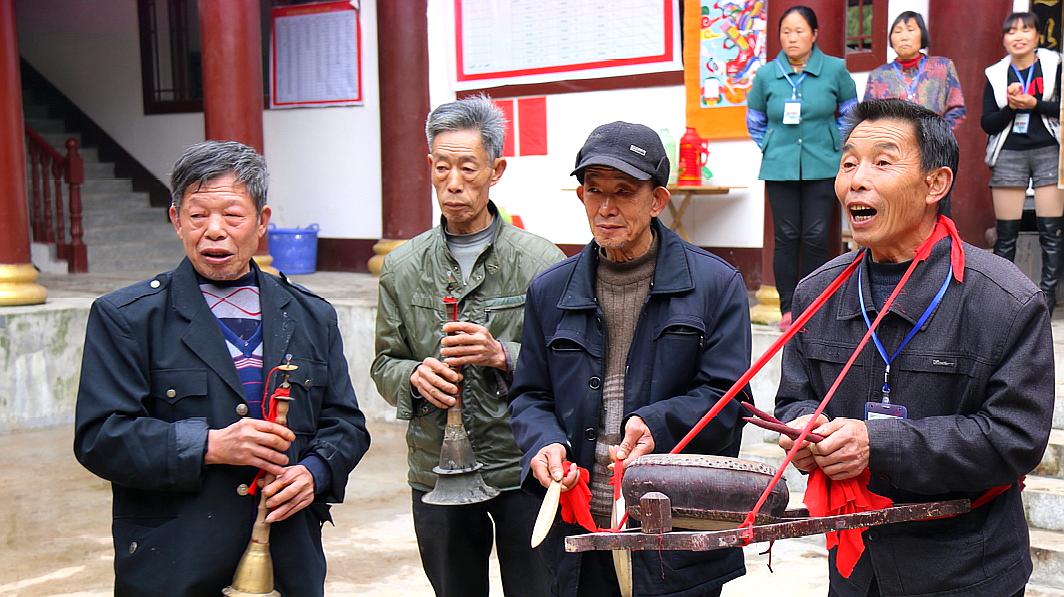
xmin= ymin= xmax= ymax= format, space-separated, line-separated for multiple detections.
xmin=222 ymin=541 xmax=279 ymax=597
xmin=421 ymin=407 xmax=500 ymax=505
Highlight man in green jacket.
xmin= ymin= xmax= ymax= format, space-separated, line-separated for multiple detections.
xmin=371 ymin=95 xmax=564 ymax=597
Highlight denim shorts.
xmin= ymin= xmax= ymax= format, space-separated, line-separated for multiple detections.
xmin=989 ymin=145 xmax=1060 ymax=188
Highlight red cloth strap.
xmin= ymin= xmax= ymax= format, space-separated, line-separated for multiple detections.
xmin=916 ymin=215 xmax=965 ymax=282
xmin=804 ymin=469 xmax=893 ymax=577
xmin=558 ymin=461 xmax=628 ymax=533
xmin=246 ymin=371 xmax=288 ymax=497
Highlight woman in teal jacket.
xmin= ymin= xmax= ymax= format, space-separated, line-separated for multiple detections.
xmin=747 ymin=5 xmax=857 ymax=329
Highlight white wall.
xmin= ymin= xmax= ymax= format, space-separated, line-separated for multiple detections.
xmin=15 ymin=0 xmax=382 ymax=240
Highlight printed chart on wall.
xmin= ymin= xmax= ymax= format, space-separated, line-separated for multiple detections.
xmin=684 ymin=0 xmax=766 ymax=139
xmin=271 ymin=1 xmax=363 ymax=108
xmin=454 ymin=0 xmax=681 ymax=90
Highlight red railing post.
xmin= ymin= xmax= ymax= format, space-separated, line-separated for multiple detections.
xmin=29 ymin=142 xmax=41 ymax=240
xmin=52 ymin=159 xmax=67 ymax=259
xmin=65 ymin=138 xmax=86 ymax=273
xmin=41 ymin=153 xmax=53 ymax=244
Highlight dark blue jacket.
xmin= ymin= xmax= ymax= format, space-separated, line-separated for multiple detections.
xmin=510 ymin=221 xmax=751 ymax=597
xmin=74 ymin=259 xmax=370 ymax=596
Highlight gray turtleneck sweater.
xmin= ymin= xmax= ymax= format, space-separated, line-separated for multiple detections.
xmin=589 ymin=234 xmax=659 ymax=523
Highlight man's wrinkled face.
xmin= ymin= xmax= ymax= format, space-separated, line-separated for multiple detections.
xmin=577 ymin=167 xmax=667 ymax=261
xmin=427 ymin=129 xmax=506 ymax=235
xmin=170 ymin=172 xmax=270 ymax=281
xmin=836 ymin=118 xmax=946 ymax=262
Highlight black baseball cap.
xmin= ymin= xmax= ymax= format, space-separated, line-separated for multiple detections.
xmin=571 ymin=121 xmax=670 ymax=188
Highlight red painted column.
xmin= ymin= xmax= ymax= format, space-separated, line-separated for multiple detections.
xmin=0 ymin=0 xmax=45 ymax=304
xmin=369 ymin=0 xmax=431 ymax=274
xmin=198 ymin=0 xmax=264 ymax=152
xmin=931 ymin=0 xmax=1012 ymax=247
xmin=197 ymin=0 xmax=273 ymax=269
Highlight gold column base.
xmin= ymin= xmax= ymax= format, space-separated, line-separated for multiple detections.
xmin=0 ymin=263 xmax=47 ymax=306
xmin=253 ymin=254 xmax=279 ymax=276
xmin=749 ymin=284 xmax=781 ymax=325
xmin=368 ymin=239 xmax=408 ymax=276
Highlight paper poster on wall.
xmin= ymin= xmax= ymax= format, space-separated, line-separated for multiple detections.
xmin=685 ymin=0 xmax=766 ymax=139
xmin=271 ymin=1 xmax=363 ymax=108
xmin=454 ymin=0 xmax=681 ymax=90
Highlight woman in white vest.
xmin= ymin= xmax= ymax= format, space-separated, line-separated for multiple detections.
xmin=982 ymin=11 xmax=1063 ymax=313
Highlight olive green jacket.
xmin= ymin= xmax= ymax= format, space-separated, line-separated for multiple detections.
xmin=371 ymin=202 xmax=566 ymax=492
xmin=747 ymin=46 xmax=858 ymax=181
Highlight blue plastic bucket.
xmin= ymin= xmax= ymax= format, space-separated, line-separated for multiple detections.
xmin=268 ymin=223 xmax=319 ymax=275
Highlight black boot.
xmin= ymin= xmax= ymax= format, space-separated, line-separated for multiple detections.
xmin=1037 ymin=216 xmax=1063 ymax=314
xmin=994 ymin=219 xmax=1022 ymax=262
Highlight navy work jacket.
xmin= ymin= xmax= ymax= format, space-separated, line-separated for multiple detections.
xmin=74 ymin=259 xmax=370 ymax=596
xmin=510 ymin=220 xmax=752 ymax=597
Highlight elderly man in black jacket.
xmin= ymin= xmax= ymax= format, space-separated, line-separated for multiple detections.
xmin=74 ymin=141 xmax=370 ymax=596
xmin=510 ymin=122 xmax=752 ymax=597
xmin=776 ymin=99 xmax=1053 ymax=597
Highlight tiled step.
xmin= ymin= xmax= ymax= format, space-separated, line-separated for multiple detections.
xmin=22 ymin=103 xmax=50 ymax=118
xmin=78 ymin=192 xmax=153 ymax=212
xmin=1031 ymin=528 xmax=1064 ymax=590
xmin=80 ymin=178 xmax=131 ymax=194
xmin=87 ymin=240 xmax=184 ymax=266
xmin=1036 ymin=429 xmax=1064 ymax=480
xmin=80 ymin=209 xmax=167 ymax=228
xmin=82 ymin=162 xmax=114 ymax=178
xmin=39 ymin=131 xmax=80 ymax=149
xmin=1024 ymin=476 xmax=1064 ymax=532
xmin=24 ymin=116 xmax=66 ymax=133
xmin=83 ymin=221 xmax=173 ymax=244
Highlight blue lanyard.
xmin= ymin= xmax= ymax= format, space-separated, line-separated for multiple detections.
xmin=892 ymin=55 xmax=926 ymax=100
xmin=1010 ymin=62 xmax=1037 ymax=95
xmin=776 ymin=57 xmax=807 ymax=99
xmin=858 ymin=257 xmax=953 ymax=404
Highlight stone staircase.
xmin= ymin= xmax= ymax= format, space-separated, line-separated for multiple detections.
xmin=739 ymin=327 xmax=1064 ymax=593
xmin=22 ymin=97 xmax=181 ymax=275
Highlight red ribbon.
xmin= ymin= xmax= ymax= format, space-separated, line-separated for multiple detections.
xmin=246 ymin=367 xmax=288 ymax=496
xmin=558 ymin=460 xmax=628 ymax=533
xmin=804 ymin=469 xmax=893 ymax=577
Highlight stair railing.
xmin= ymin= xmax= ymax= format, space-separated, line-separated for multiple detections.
xmin=23 ymin=125 xmax=87 ymax=273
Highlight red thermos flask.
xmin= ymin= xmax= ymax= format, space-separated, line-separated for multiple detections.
xmin=678 ymin=127 xmax=709 ymax=186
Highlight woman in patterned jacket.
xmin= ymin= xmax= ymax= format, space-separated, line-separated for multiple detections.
xmin=864 ymin=11 xmax=966 ymax=130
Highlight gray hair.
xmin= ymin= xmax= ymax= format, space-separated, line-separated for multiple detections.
xmin=170 ymin=140 xmax=268 ymax=213
xmin=842 ymin=99 xmax=958 ymax=212
xmin=425 ymin=94 xmax=507 ymax=161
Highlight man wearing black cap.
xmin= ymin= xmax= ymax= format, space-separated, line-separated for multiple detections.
xmin=509 ymin=122 xmax=752 ymax=596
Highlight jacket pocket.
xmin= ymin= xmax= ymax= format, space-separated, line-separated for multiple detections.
xmin=149 ymin=368 xmax=208 ymax=421
xmin=761 ymin=127 xmax=775 ymax=152
xmin=150 ymin=368 xmax=208 ymax=405
xmin=547 ymin=330 xmax=597 ymax=357
xmin=484 ymin=294 xmax=526 ymax=342
xmin=802 ymin=341 xmax=868 ymax=413
xmin=887 ymin=352 xmax=975 ymax=417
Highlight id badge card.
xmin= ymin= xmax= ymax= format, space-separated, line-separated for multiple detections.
xmin=865 ymin=401 xmax=908 ymax=420
xmin=783 ymin=100 xmax=802 ymax=125
xmin=1014 ymin=112 xmax=1031 ymax=135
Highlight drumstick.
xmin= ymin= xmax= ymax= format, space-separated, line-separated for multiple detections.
xmin=741 ymin=401 xmax=786 ymax=425
xmin=742 ymin=416 xmax=825 ymax=443
xmin=531 ymin=480 xmax=561 ymax=548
